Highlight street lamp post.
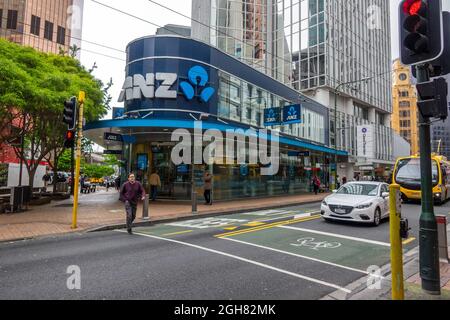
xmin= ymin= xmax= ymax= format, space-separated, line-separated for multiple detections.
xmin=332 ymin=77 xmax=372 ymax=190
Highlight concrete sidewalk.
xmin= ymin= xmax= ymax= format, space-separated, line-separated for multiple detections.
xmin=0 ymin=189 xmax=327 ymax=242
xmin=322 ymin=226 xmax=450 ymax=300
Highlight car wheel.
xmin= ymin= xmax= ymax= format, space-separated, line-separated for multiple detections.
xmin=323 ymin=218 xmax=332 ymax=223
xmin=373 ymin=208 xmax=381 ymax=226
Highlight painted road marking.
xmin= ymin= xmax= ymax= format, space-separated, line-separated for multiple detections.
xmin=117 ymin=230 xmax=352 ymax=293
xmin=220 ymin=237 xmax=372 ymax=276
xmin=161 ymin=230 xmax=194 ymax=237
xmin=402 ymin=237 xmax=416 ymax=245
xmin=241 ymin=209 xmax=289 ymax=216
xmin=215 ymin=215 xmax=321 ymax=238
xmin=167 ymin=218 xmax=248 ymax=229
xmin=291 ymin=237 xmax=342 ymax=251
xmin=222 ymin=226 xmax=391 ymax=271
xmin=243 ymin=221 xmax=266 ymax=227
xmin=278 ymin=226 xmax=391 ymax=247
xmin=224 ymin=226 xmax=238 ymax=231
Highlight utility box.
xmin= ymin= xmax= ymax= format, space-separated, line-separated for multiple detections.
xmin=436 ymin=215 xmax=449 ymax=263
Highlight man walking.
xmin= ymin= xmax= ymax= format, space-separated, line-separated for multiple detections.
xmin=149 ymin=170 xmax=161 ymax=201
xmin=203 ymin=171 xmax=213 ymax=205
xmin=120 ymin=173 xmax=146 ymax=234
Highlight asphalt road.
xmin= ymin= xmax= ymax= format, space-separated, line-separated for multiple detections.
xmin=0 ymin=201 xmax=449 ymax=300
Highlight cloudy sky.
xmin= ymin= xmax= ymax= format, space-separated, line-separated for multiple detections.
xmin=79 ymin=0 xmax=450 ymax=120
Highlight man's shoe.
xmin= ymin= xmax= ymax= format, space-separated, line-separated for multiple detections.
xmin=127 ymin=228 xmax=133 ymax=235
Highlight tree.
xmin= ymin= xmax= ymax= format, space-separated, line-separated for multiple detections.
xmin=0 ymin=39 xmax=108 ymax=189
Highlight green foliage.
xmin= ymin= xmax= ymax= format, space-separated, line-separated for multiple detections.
xmin=0 ymin=38 xmax=109 ymax=188
xmin=57 ymin=149 xmax=73 ymax=172
xmin=83 ymin=164 xmax=115 ymax=179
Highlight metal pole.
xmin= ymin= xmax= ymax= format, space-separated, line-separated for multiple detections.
xmin=18 ymin=114 xmax=26 ymax=187
xmin=70 ymin=143 xmax=75 ymax=196
xmin=71 ymin=92 xmax=85 ymax=230
xmin=142 ymin=193 xmax=149 ymax=220
xmin=191 ymin=164 xmax=197 ymax=213
xmin=390 ymin=183 xmax=404 ymax=300
xmin=416 ymin=64 xmax=441 ymax=295
xmin=333 ymin=88 xmax=338 ymax=190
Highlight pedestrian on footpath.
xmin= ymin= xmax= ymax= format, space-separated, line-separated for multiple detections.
xmin=312 ymin=175 xmax=321 ymax=195
xmin=203 ymin=171 xmax=213 ymax=205
xmin=149 ymin=170 xmax=161 ymax=201
xmin=120 ymin=173 xmax=146 ymax=234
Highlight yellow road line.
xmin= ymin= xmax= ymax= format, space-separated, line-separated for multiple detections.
xmin=402 ymin=237 xmax=416 ymax=245
xmin=243 ymin=221 xmax=266 ymax=227
xmin=162 ymin=230 xmax=193 ymax=237
xmin=215 ymin=215 xmax=321 ymax=238
xmin=224 ymin=226 xmax=238 ymax=231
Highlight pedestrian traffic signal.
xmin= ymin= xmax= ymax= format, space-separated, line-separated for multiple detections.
xmin=64 ymin=130 xmax=75 ymax=149
xmin=416 ymin=77 xmax=448 ymax=120
xmin=400 ymin=0 xmax=444 ymax=66
xmin=63 ymin=97 xmax=77 ymax=130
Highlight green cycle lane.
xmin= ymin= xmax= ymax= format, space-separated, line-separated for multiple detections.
xmin=133 ymin=208 xmax=318 ymax=237
xmin=219 ymin=226 xmax=392 ymax=272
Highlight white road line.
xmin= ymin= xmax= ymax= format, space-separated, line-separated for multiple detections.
xmin=116 ymin=230 xmax=352 ymax=293
xmin=278 ymin=226 xmax=391 ymax=247
xmin=221 ymin=237 xmax=373 ymax=276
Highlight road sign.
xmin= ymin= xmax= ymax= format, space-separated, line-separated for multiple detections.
xmin=103 ymin=150 xmax=122 ymax=155
xmin=104 ymin=132 xmax=123 ymax=142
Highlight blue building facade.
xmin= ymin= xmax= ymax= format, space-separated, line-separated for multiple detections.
xmin=85 ymin=36 xmax=347 ymax=200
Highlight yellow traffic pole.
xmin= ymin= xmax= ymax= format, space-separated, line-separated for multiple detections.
xmin=71 ymin=91 xmax=85 ymax=229
xmin=390 ymin=183 xmax=404 ymax=300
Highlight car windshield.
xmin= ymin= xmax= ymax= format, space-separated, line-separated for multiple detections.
xmin=336 ymin=184 xmax=379 ymax=196
xmin=395 ymin=158 xmax=438 ymax=186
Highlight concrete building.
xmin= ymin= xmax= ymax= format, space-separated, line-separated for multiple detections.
xmin=0 ymin=0 xmax=84 ymax=55
xmin=192 ymin=0 xmax=394 ymax=182
xmin=156 ymin=24 xmax=191 ymax=37
xmin=391 ymin=58 xmax=419 ymax=156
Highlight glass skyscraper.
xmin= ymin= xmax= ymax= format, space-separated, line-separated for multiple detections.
xmin=192 ymin=0 xmax=395 ymax=181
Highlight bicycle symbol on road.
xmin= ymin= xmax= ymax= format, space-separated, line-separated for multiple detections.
xmin=290 ymin=237 xmax=342 ymax=251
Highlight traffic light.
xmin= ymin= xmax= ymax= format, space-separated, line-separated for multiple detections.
xmin=416 ymin=77 xmax=448 ymax=120
xmin=400 ymin=0 xmax=444 ymax=66
xmin=63 ymin=97 xmax=77 ymax=130
xmin=64 ymin=130 xmax=75 ymax=149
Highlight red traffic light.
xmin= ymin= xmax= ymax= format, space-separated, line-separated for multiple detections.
xmin=403 ymin=0 xmax=425 ymax=16
xmin=66 ymin=131 xmax=73 ymax=139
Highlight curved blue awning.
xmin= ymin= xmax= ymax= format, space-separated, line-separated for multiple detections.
xmin=84 ymin=119 xmax=348 ymax=156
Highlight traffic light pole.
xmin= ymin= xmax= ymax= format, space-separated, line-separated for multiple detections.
xmin=70 ymin=144 xmax=75 ymax=196
xmin=71 ymin=92 xmax=85 ymax=229
xmin=416 ymin=64 xmax=441 ymax=295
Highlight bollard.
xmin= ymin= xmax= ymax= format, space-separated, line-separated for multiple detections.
xmin=142 ymin=194 xmax=149 ymax=220
xmin=192 ymin=191 xmax=198 ymax=213
xmin=389 ymin=184 xmax=404 ymax=300
xmin=436 ymin=215 xmax=449 ymax=263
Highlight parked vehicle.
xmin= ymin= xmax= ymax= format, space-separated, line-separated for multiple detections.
xmin=320 ymin=181 xmax=390 ymax=226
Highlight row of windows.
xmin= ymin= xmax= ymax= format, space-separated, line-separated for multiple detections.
xmin=217 ymin=70 xmax=326 ymax=144
xmin=30 ymin=14 xmax=66 ymax=45
xmin=0 ymin=9 xmax=17 ymax=29
xmin=0 ymin=9 xmax=66 ymax=45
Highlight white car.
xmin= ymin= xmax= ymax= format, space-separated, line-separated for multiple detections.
xmin=320 ymin=182 xmax=390 ymax=226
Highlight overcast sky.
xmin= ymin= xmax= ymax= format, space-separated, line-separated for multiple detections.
xmin=80 ymin=0 xmax=450 ymax=120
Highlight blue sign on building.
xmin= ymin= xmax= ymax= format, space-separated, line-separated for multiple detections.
xmin=282 ymin=104 xmax=301 ymax=124
xmin=264 ymin=108 xmax=281 ymax=126
xmin=112 ymin=107 xmax=125 ymax=119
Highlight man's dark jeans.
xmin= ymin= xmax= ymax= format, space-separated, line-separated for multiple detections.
xmin=125 ymin=201 xmax=137 ymax=231
xmin=151 ymin=186 xmax=158 ymax=201
xmin=204 ymin=190 xmax=211 ymax=204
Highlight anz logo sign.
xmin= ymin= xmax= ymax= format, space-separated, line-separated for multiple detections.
xmin=118 ymin=65 xmax=215 ymax=103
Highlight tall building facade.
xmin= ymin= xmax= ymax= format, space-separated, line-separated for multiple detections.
xmin=0 ymin=0 xmax=83 ymax=55
xmin=192 ymin=0 xmax=394 ymax=181
xmin=391 ymin=58 xmax=419 ymax=156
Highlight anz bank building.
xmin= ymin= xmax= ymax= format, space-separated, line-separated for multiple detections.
xmin=84 ymin=36 xmax=347 ymax=201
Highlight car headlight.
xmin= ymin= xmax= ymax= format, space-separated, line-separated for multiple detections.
xmin=322 ymin=200 xmax=328 ymax=207
xmin=356 ymin=203 xmax=373 ymax=209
